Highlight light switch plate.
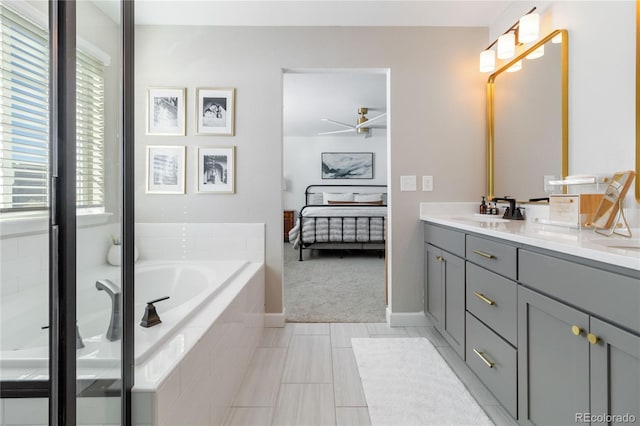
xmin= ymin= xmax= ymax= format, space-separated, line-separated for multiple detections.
xmin=422 ymin=176 xmax=433 ymax=191
xmin=400 ymin=175 xmax=417 ymax=191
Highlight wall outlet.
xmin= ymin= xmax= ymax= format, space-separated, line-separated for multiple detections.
xmin=422 ymin=176 xmax=433 ymax=191
xmin=400 ymin=175 xmax=417 ymax=191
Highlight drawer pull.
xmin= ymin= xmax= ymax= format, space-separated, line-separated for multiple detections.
xmin=473 ymin=292 xmax=496 ymax=306
xmin=473 ymin=250 xmax=496 ymax=260
xmin=436 ymin=255 xmax=444 ymax=262
xmin=473 ymin=348 xmax=495 ymax=368
xmin=571 ymin=325 xmax=583 ymax=336
xmin=587 ymin=333 xmax=601 ymax=345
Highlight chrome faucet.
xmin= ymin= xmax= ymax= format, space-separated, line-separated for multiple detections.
xmin=95 ymin=279 xmax=122 ymax=341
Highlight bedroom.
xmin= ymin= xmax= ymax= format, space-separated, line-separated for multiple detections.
xmin=282 ymin=70 xmax=389 ymax=323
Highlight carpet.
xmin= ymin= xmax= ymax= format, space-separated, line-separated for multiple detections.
xmin=283 ymin=243 xmax=386 ymax=322
xmin=351 ymin=338 xmax=494 ymax=426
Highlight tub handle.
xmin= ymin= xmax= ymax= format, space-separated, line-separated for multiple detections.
xmin=140 ymin=296 xmax=170 ymax=328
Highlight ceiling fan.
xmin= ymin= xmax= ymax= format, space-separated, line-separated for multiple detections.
xmin=319 ymin=107 xmax=387 ymax=138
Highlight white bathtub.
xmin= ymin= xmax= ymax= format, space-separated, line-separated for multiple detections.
xmin=0 ymin=260 xmax=248 ymax=371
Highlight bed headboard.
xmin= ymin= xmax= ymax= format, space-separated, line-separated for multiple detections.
xmin=304 ymin=184 xmax=388 ymax=206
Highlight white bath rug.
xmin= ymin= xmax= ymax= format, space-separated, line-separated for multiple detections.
xmin=351 ymin=338 xmax=494 ymax=426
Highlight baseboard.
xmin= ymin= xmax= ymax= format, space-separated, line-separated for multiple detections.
xmin=264 ymin=309 xmax=286 ymax=327
xmin=387 ymin=310 xmax=430 ymax=327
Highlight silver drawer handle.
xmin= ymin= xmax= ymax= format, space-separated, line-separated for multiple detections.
xmin=473 ymin=348 xmax=495 ymax=368
xmin=473 ymin=292 xmax=496 ymax=306
xmin=473 ymin=250 xmax=496 ymax=259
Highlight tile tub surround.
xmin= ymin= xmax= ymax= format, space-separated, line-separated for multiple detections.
xmin=420 ymin=202 xmax=640 ymax=271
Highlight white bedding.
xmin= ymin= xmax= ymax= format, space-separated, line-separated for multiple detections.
xmin=288 ymin=205 xmax=387 ymax=249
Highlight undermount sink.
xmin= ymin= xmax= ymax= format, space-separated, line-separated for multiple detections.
xmin=454 ymin=215 xmax=510 ymax=223
xmin=590 ymin=238 xmax=640 ymax=251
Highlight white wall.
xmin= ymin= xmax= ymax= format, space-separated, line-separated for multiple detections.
xmin=135 ymin=26 xmax=488 ymax=315
xmin=283 ymin=134 xmax=388 ymax=212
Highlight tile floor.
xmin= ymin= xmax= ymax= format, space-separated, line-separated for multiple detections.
xmin=223 ymin=323 xmax=518 ymax=426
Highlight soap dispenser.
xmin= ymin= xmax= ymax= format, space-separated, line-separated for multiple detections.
xmin=479 ymin=196 xmax=487 ymax=214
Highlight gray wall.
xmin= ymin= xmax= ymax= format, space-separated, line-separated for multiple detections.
xmin=135 ymin=26 xmax=487 ymax=314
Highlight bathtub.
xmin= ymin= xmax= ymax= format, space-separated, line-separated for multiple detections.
xmin=0 ymin=259 xmax=249 ymax=371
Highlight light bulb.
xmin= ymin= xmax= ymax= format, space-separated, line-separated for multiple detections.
xmin=506 ymin=60 xmax=522 ymax=73
xmin=526 ymin=45 xmax=544 ymax=60
xmin=497 ymin=32 xmax=516 ymax=59
xmin=519 ymin=13 xmax=540 ymax=43
xmin=479 ymin=50 xmax=496 ymax=73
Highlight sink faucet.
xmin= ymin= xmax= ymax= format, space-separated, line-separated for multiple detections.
xmin=492 ymin=196 xmax=525 ymax=220
xmin=95 ymin=279 xmax=121 ymax=341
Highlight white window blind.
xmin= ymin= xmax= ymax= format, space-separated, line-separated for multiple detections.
xmin=0 ymin=4 xmax=105 ymax=213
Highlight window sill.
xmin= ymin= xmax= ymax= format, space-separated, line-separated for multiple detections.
xmin=0 ymin=212 xmax=113 ymax=238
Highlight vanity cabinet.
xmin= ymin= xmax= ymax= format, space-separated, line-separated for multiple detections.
xmin=424 ymin=224 xmax=466 ymax=358
xmin=423 ymin=220 xmax=640 ymax=425
xmin=518 ymin=251 xmax=640 ymax=426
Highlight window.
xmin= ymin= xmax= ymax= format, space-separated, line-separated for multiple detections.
xmin=0 ymin=4 xmax=105 ymax=213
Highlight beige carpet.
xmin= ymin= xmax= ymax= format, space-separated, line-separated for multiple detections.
xmin=283 ymin=243 xmax=386 ymax=322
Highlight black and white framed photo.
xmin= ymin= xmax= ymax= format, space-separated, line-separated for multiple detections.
xmin=196 ymin=88 xmax=235 ymax=136
xmin=147 ymin=88 xmax=186 ymax=135
xmin=146 ymin=145 xmax=186 ymax=194
xmin=321 ymin=152 xmax=374 ymax=179
xmin=197 ymin=146 xmax=235 ymax=193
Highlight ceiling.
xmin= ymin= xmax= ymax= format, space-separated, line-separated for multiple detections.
xmin=283 ymin=71 xmax=387 ymax=138
xmin=91 ymin=1 xmax=510 ymax=27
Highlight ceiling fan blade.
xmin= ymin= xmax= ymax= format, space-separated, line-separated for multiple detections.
xmin=318 ymin=128 xmax=356 ymax=136
xmin=321 ymin=118 xmax=355 ymax=129
xmin=355 ymin=112 xmax=387 ymax=129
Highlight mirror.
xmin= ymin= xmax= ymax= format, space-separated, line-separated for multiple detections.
xmin=487 ymin=29 xmax=568 ymax=201
xmin=636 ymin=0 xmax=639 ymax=202
xmin=591 ymin=170 xmax=635 ymax=235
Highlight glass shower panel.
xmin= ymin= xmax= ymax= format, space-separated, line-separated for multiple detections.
xmin=75 ymin=1 xmax=122 ymax=424
xmin=0 ymin=1 xmax=51 ymax=420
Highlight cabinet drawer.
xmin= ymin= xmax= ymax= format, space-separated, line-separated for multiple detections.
xmin=466 ymin=263 xmax=517 ymax=345
xmin=466 ymin=312 xmax=517 ymax=418
xmin=519 ymin=250 xmax=640 ymax=333
xmin=466 ymin=235 xmax=517 ymax=280
xmin=424 ymin=223 xmax=465 ymax=257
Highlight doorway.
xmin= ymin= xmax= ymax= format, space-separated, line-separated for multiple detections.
xmin=282 ymin=69 xmax=390 ymax=323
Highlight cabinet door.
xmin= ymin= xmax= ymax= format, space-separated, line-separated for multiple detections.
xmin=443 ymin=253 xmax=465 ymax=358
xmin=518 ymin=286 xmax=590 ymax=425
xmin=590 ymin=317 xmax=640 ymax=426
xmin=424 ymin=244 xmax=443 ymax=328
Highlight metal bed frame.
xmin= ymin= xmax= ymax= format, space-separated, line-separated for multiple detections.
xmin=297 ymin=184 xmax=387 ymax=261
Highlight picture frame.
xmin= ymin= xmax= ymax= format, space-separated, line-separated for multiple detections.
xmin=321 ymin=152 xmax=374 ymax=179
xmin=196 ymin=88 xmax=235 ymax=136
xmin=146 ymin=145 xmax=186 ymax=194
xmin=197 ymin=146 xmax=236 ymax=193
xmin=147 ymin=87 xmax=186 ymax=135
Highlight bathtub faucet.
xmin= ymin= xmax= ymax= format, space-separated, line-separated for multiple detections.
xmin=95 ymin=279 xmax=121 ymax=341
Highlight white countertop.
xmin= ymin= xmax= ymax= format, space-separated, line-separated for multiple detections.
xmin=420 ymin=203 xmax=640 ymax=272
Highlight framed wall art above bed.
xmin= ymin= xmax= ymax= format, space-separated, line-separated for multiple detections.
xmin=321 ymin=152 xmax=373 ymax=179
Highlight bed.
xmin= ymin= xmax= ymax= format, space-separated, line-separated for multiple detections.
xmin=288 ymin=184 xmax=387 ymax=261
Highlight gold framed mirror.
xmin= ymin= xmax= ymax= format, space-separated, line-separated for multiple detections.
xmin=487 ymin=29 xmax=569 ymax=201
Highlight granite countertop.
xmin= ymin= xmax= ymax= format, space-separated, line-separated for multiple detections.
xmin=419 ymin=202 xmax=640 ymax=272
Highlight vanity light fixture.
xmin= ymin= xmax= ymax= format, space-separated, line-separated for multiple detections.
xmin=479 ymin=6 xmax=539 ymax=73
xmin=526 ymin=44 xmax=544 ymax=60
xmin=506 ymin=60 xmax=522 ymax=73
xmin=552 ymin=33 xmax=562 ymax=44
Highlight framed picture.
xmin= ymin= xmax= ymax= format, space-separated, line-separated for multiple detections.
xmin=147 ymin=88 xmax=186 ymax=135
xmin=146 ymin=145 xmax=186 ymax=194
xmin=196 ymin=88 xmax=235 ymax=136
xmin=197 ymin=146 xmax=235 ymax=193
xmin=321 ymin=152 xmax=374 ymax=179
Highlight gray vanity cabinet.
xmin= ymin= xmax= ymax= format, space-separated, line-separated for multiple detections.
xmin=424 ymin=224 xmax=466 ymax=359
xmin=518 ymin=286 xmax=640 ymax=426
xmin=589 ymin=317 xmax=640 ymax=426
xmin=517 ymin=286 xmax=590 ymax=425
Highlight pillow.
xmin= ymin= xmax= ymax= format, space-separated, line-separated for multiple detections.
xmin=308 ymin=193 xmax=324 ymax=205
xmin=327 ymin=200 xmax=384 ymax=205
xmin=323 ymin=192 xmax=354 ymax=204
xmin=354 ymin=193 xmax=383 ymax=203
